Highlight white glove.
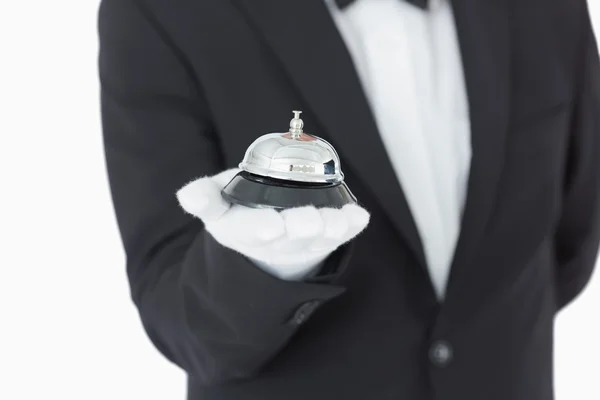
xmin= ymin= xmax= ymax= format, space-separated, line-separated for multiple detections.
xmin=176 ymin=168 xmax=370 ymax=280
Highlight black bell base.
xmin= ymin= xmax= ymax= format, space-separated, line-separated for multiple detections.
xmin=221 ymin=171 xmax=357 ymax=210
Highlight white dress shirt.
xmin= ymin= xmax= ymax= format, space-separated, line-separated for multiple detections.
xmin=326 ymin=0 xmax=472 ymax=299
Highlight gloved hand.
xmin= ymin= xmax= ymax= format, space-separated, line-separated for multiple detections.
xmin=176 ymin=169 xmax=370 ymax=280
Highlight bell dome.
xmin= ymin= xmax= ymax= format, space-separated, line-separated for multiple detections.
xmin=238 ymin=111 xmax=344 ymax=183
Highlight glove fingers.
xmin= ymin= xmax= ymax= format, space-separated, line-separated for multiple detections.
xmin=307 ymin=207 xmax=350 ymax=252
xmin=280 ymin=206 xmax=325 ymax=240
xmin=176 ymin=177 xmax=230 ymax=223
xmin=320 ymin=207 xmax=350 ymax=239
xmin=340 ymin=204 xmax=370 ymax=241
xmin=220 ymin=206 xmax=286 ymax=246
xmin=270 ymin=206 xmax=324 ymax=253
xmin=211 ymin=168 xmax=242 ymax=189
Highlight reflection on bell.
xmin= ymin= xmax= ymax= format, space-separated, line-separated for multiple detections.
xmin=221 ymin=110 xmax=357 ymax=210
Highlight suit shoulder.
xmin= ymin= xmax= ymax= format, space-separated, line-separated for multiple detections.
xmin=512 ymin=0 xmax=592 ymax=73
xmin=512 ymin=0 xmax=588 ymax=36
xmin=139 ymin=0 xmax=225 ymax=19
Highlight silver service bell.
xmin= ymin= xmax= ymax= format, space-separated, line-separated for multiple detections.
xmin=221 ymin=111 xmax=357 ymax=209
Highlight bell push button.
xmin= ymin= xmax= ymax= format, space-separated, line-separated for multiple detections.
xmin=429 ymin=340 xmax=453 ymax=367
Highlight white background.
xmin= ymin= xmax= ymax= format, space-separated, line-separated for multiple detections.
xmin=0 ymin=1 xmax=599 ymax=399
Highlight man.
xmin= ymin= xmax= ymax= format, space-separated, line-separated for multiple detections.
xmin=98 ymin=0 xmax=600 ymax=399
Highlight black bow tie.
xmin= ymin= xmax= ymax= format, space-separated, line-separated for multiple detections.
xmin=334 ymin=0 xmax=428 ymax=10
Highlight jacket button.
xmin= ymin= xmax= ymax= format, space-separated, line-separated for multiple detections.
xmin=429 ymin=340 xmax=453 ymax=367
xmin=289 ymin=300 xmax=321 ymax=326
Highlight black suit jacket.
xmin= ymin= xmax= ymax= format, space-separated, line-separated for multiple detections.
xmin=98 ymin=0 xmax=600 ymax=399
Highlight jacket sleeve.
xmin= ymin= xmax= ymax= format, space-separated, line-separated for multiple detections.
xmin=98 ymin=0 xmax=349 ymax=385
xmin=554 ymin=6 xmax=600 ymax=310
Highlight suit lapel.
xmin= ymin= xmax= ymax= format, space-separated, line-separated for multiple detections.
xmin=444 ymin=0 xmax=511 ymax=303
xmin=233 ymin=0 xmax=428 ymax=269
